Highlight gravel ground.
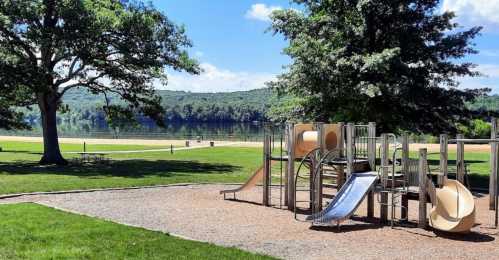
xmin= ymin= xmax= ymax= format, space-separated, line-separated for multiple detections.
xmin=2 ymin=184 xmax=499 ymax=260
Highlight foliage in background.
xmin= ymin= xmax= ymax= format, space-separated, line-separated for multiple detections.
xmin=269 ymin=0 xmax=488 ymax=134
xmin=0 ymin=0 xmax=199 ymax=164
xmin=457 ymin=119 xmax=491 ymax=139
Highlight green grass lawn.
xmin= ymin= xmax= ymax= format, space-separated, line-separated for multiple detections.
xmin=0 ymin=140 xmax=493 ymax=194
xmin=0 ymin=141 xmax=262 ymax=194
xmin=0 ymin=141 xmax=174 ymax=153
xmin=0 ymin=203 xmax=274 ymax=260
xmin=409 ymin=150 xmax=491 ymax=190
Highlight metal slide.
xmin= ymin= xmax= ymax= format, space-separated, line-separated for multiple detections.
xmin=306 ymin=171 xmax=378 ymax=224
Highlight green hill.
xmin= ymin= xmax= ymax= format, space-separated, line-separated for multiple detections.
xmin=22 ymin=88 xmax=275 ymax=128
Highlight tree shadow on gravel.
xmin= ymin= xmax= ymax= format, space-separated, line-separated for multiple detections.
xmin=433 ymin=230 xmax=495 ymax=242
xmin=0 ymin=159 xmax=241 ymax=178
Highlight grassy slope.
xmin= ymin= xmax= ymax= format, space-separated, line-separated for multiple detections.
xmin=0 ymin=141 xmax=261 ymax=194
xmin=0 ymin=203 xmax=274 ymax=260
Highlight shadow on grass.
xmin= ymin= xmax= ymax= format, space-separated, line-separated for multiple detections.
xmin=0 ymin=159 xmax=241 ymax=178
xmin=0 ymin=150 xmax=43 ymax=155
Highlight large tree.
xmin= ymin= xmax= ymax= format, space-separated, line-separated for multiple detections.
xmin=269 ymin=0 xmax=487 ymax=134
xmin=0 ymin=0 xmax=199 ymax=164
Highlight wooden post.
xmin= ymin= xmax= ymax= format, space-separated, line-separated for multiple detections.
xmin=314 ymin=122 xmax=325 ymax=212
xmin=83 ymin=142 xmax=86 ymax=153
xmin=491 ymin=118 xmax=498 ymax=210
xmin=286 ymin=123 xmax=295 ymax=211
xmin=346 ymin=123 xmax=355 ymax=179
xmin=170 ymin=144 xmax=173 ymax=154
xmin=367 ymin=122 xmax=376 ymax=218
xmin=439 ymin=134 xmax=448 ymax=187
xmin=380 ymin=133 xmax=389 ymax=223
xmin=456 ymin=134 xmax=465 ymax=184
xmin=263 ymin=135 xmax=271 ymax=206
xmin=337 ymin=122 xmax=345 ymax=189
xmin=401 ymin=133 xmax=409 ymax=220
xmin=418 ymin=148 xmax=428 ymax=229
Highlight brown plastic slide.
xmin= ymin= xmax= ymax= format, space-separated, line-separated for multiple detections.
xmin=220 ymin=161 xmax=277 ymax=195
xmin=429 ymin=179 xmax=476 ymax=233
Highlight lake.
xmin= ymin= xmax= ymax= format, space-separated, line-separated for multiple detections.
xmin=0 ymin=122 xmax=284 ymax=142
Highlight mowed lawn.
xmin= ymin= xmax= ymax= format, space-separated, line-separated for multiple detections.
xmin=0 ymin=141 xmax=493 ymax=194
xmin=0 ymin=203 xmax=273 ymax=260
xmin=410 ymin=150 xmax=491 ymax=189
xmin=0 ymin=141 xmax=262 ymax=194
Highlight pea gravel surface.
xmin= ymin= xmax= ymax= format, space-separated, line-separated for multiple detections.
xmin=2 ymin=184 xmax=498 ymax=260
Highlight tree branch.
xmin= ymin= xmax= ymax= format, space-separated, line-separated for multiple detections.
xmin=0 ymin=28 xmax=38 ymax=65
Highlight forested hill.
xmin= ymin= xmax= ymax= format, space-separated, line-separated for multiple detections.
xmin=21 ymin=89 xmax=499 ymax=128
xmin=23 ymin=88 xmax=274 ymax=127
xmin=468 ymin=95 xmax=499 ymax=112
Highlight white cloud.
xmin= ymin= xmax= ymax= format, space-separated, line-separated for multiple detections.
xmin=457 ymin=64 xmax=499 ymax=93
xmin=161 ymin=63 xmax=275 ymax=93
xmin=245 ymin=3 xmax=282 ymax=22
xmin=442 ymin=0 xmax=499 ymax=27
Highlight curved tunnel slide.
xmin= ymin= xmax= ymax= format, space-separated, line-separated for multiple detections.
xmin=220 ymin=161 xmax=278 ymax=196
xmin=429 ymin=179 xmax=476 ymax=233
xmin=306 ymin=172 xmax=378 ymax=224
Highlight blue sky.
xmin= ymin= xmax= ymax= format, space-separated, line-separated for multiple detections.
xmin=152 ymin=0 xmax=499 ymax=93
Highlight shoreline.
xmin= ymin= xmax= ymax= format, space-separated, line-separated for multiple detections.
xmin=0 ymin=135 xmax=493 ymax=152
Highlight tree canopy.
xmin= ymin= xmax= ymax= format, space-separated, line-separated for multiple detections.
xmin=269 ymin=0 xmax=488 ymax=134
xmin=0 ymin=0 xmax=199 ymax=164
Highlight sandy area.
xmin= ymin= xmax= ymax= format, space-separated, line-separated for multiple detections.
xmin=0 ymin=135 xmax=493 ymax=152
xmin=2 ymin=184 xmax=499 ymax=260
xmin=0 ymin=135 xmax=262 ymax=148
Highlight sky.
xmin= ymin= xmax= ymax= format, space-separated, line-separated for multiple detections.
xmin=152 ymin=0 xmax=499 ymax=94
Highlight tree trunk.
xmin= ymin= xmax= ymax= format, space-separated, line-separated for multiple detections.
xmin=38 ymin=93 xmax=67 ymax=165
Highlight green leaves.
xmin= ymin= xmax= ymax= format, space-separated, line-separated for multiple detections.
xmin=269 ymin=0 xmax=486 ymax=134
xmin=0 ymin=0 xmax=200 ymax=130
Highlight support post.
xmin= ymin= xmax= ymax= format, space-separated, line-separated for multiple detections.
xmin=491 ymin=118 xmax=498 ymax=210
xmin=337 ymin=122 xmax=345 ymax=189
xmin=263 ymin=134 xmax=271 ymax=206
xmin=314 ymin=122 xmax=325 ymax=212
xmin=456 ymin=134 xmax=465 ymax=184
xmin=286 ymin=123 xmax=295 ymax=211
xmin=418 ymin=148 xmax=428 ymax=229
xmin=401 ymin=133 xmax=409 ymax=219
xmin=380 ymin=133 xmax=389 ymax=223
xmin=346 ymin=123 xmax=355 ymax=179
xmin=367 ymin=122 xmax=376 ymax=218
xmin=439 ymin=134 xmax=448 ymax=187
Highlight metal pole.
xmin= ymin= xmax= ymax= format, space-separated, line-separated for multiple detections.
xmin=367 ymin=122 xmax=376 ymax=218
xmin=491 ymin=118 xmax=498 ymax=211
xmin=380 ymin=133 xmax=389 ymax=223
xmin=286 ymin=123 xmax=295 ymax=211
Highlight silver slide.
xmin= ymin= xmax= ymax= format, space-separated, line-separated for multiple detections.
xmin=306 ymin=171 xmax=378 ymax=225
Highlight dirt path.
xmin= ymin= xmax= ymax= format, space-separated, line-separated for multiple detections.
xmin=2 ymin=184 xmax=498 ymax=260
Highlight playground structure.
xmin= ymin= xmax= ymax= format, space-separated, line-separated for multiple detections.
xmin=220 ymin=119 xmax=499 ymax=233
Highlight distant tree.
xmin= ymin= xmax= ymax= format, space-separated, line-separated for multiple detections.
xmin=0 ymin=0 xmax=199 ymax=164
xmin=269 ymin=0 xmax=487 ymax=134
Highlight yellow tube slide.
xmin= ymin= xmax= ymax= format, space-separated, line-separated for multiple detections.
xmin=429 ymin=179 xmax=476 ymax=233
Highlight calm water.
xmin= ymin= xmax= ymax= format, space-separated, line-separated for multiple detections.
xmin=0 ymin=122 xmax=284 ymax=141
